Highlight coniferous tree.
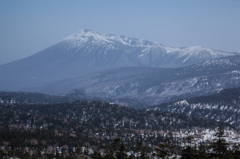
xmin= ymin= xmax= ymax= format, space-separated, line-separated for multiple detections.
xmin=231 ymin=144 xmax=240 ymax=159
xmin=209 ymin=126 xmax=229 ymax=159
xmin=74 ymin=145 xmax=83 ymax=159
xmin=153 ymin=138 xmax=174 ymax=159
xmin=92 ymin=151 xmax=103 ymax=159
xmin=137 ymin=142 xmax=149 ymax=159
xmin=104 ymin=148 xmax=115 ymax=159
xmin=197 ymin=143 xmax=209 ymax=159
xmin=104 ymin=138 xmax=128 ymax=159
xmin=180 ymin=136 xmax=198 ymax=159
xmin=115 ymin=143 xmax=128 ymax=159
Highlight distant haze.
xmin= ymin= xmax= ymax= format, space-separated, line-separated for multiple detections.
xmin=0 ymin=0 xmax=240 ymax=65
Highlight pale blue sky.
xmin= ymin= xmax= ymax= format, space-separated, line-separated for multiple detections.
xmin=0 ymin=0 xmax=240 ymax=65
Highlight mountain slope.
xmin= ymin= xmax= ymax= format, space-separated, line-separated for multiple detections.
xmin=146 ymin=87 xmax=240 ymax=128
xmin=0 ymin=29 xmax=238 ymax=91
xmin=30 ymin=55 xmax=240 ymax=106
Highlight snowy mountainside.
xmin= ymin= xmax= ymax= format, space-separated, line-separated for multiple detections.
xmin=146 ymin=87 xmax=240 ymax=128
xmin=0 ymin=29 xmax=238 ymax=92
xmin=29 ymin=55 xmax=240 ymax=107
xmin=60 ymin=29 xmax=237 ymax=68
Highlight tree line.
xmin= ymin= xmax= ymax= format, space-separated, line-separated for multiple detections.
xmin=1 ymin=126 xmax=239 ymax=159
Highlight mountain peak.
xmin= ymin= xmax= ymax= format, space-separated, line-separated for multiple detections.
xmin=78 ymin=28 xmax=93 ymax=32
xmin=76 ymin=28 xmax=98 ymax=35
xmin=62 ymin=28 xmax=111 ymax=44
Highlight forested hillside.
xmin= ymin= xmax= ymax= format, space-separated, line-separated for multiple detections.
xmin=0 ymin=101 xmax=239 ymax=158
xmin=146 ymin=87 xmax=240 ymax=128
xmin=0 ymin=91 xmax=73 ymax=105
xmin=0 ymin=91 xmax=145 ymax=109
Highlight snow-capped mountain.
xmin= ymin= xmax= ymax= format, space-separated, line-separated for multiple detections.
xmin=29 ymin=55 xmax=240 ymax=107
xmin=60 ymin=29 xmax=237 ymax=68
xmin=0 ymin=29 xmax=238 ymax=91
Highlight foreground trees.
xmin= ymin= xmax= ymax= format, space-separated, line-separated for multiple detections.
xmin=92 ymin=127 xmax=240 ymax=159
xmin=0 ymin=126 xmax=239 ymax=159
xmin=210 ymin=126 xmax=229 ymax=159
xmin=0 ymin=99 xmax=239 ymax=159
xmin=153 ymin=138 xmax=174 ymax=159
xmin=179 ymin=126 xmax=239 ymax=159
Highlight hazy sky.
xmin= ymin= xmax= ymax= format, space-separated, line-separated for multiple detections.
xmin=0 ymin=0 xmax=240 ymax=65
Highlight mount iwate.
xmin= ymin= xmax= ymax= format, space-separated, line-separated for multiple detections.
xmin=0 ymin=29 xmax=240 ymax=106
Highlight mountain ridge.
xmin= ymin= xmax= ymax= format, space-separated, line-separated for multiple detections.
xmin=146 ymin=87 xmax=240 ymax=128
xmin=26 ymin=55 xmax=240 ymax=106
xmin=0 ymin=28 xmax=239 ymax=92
